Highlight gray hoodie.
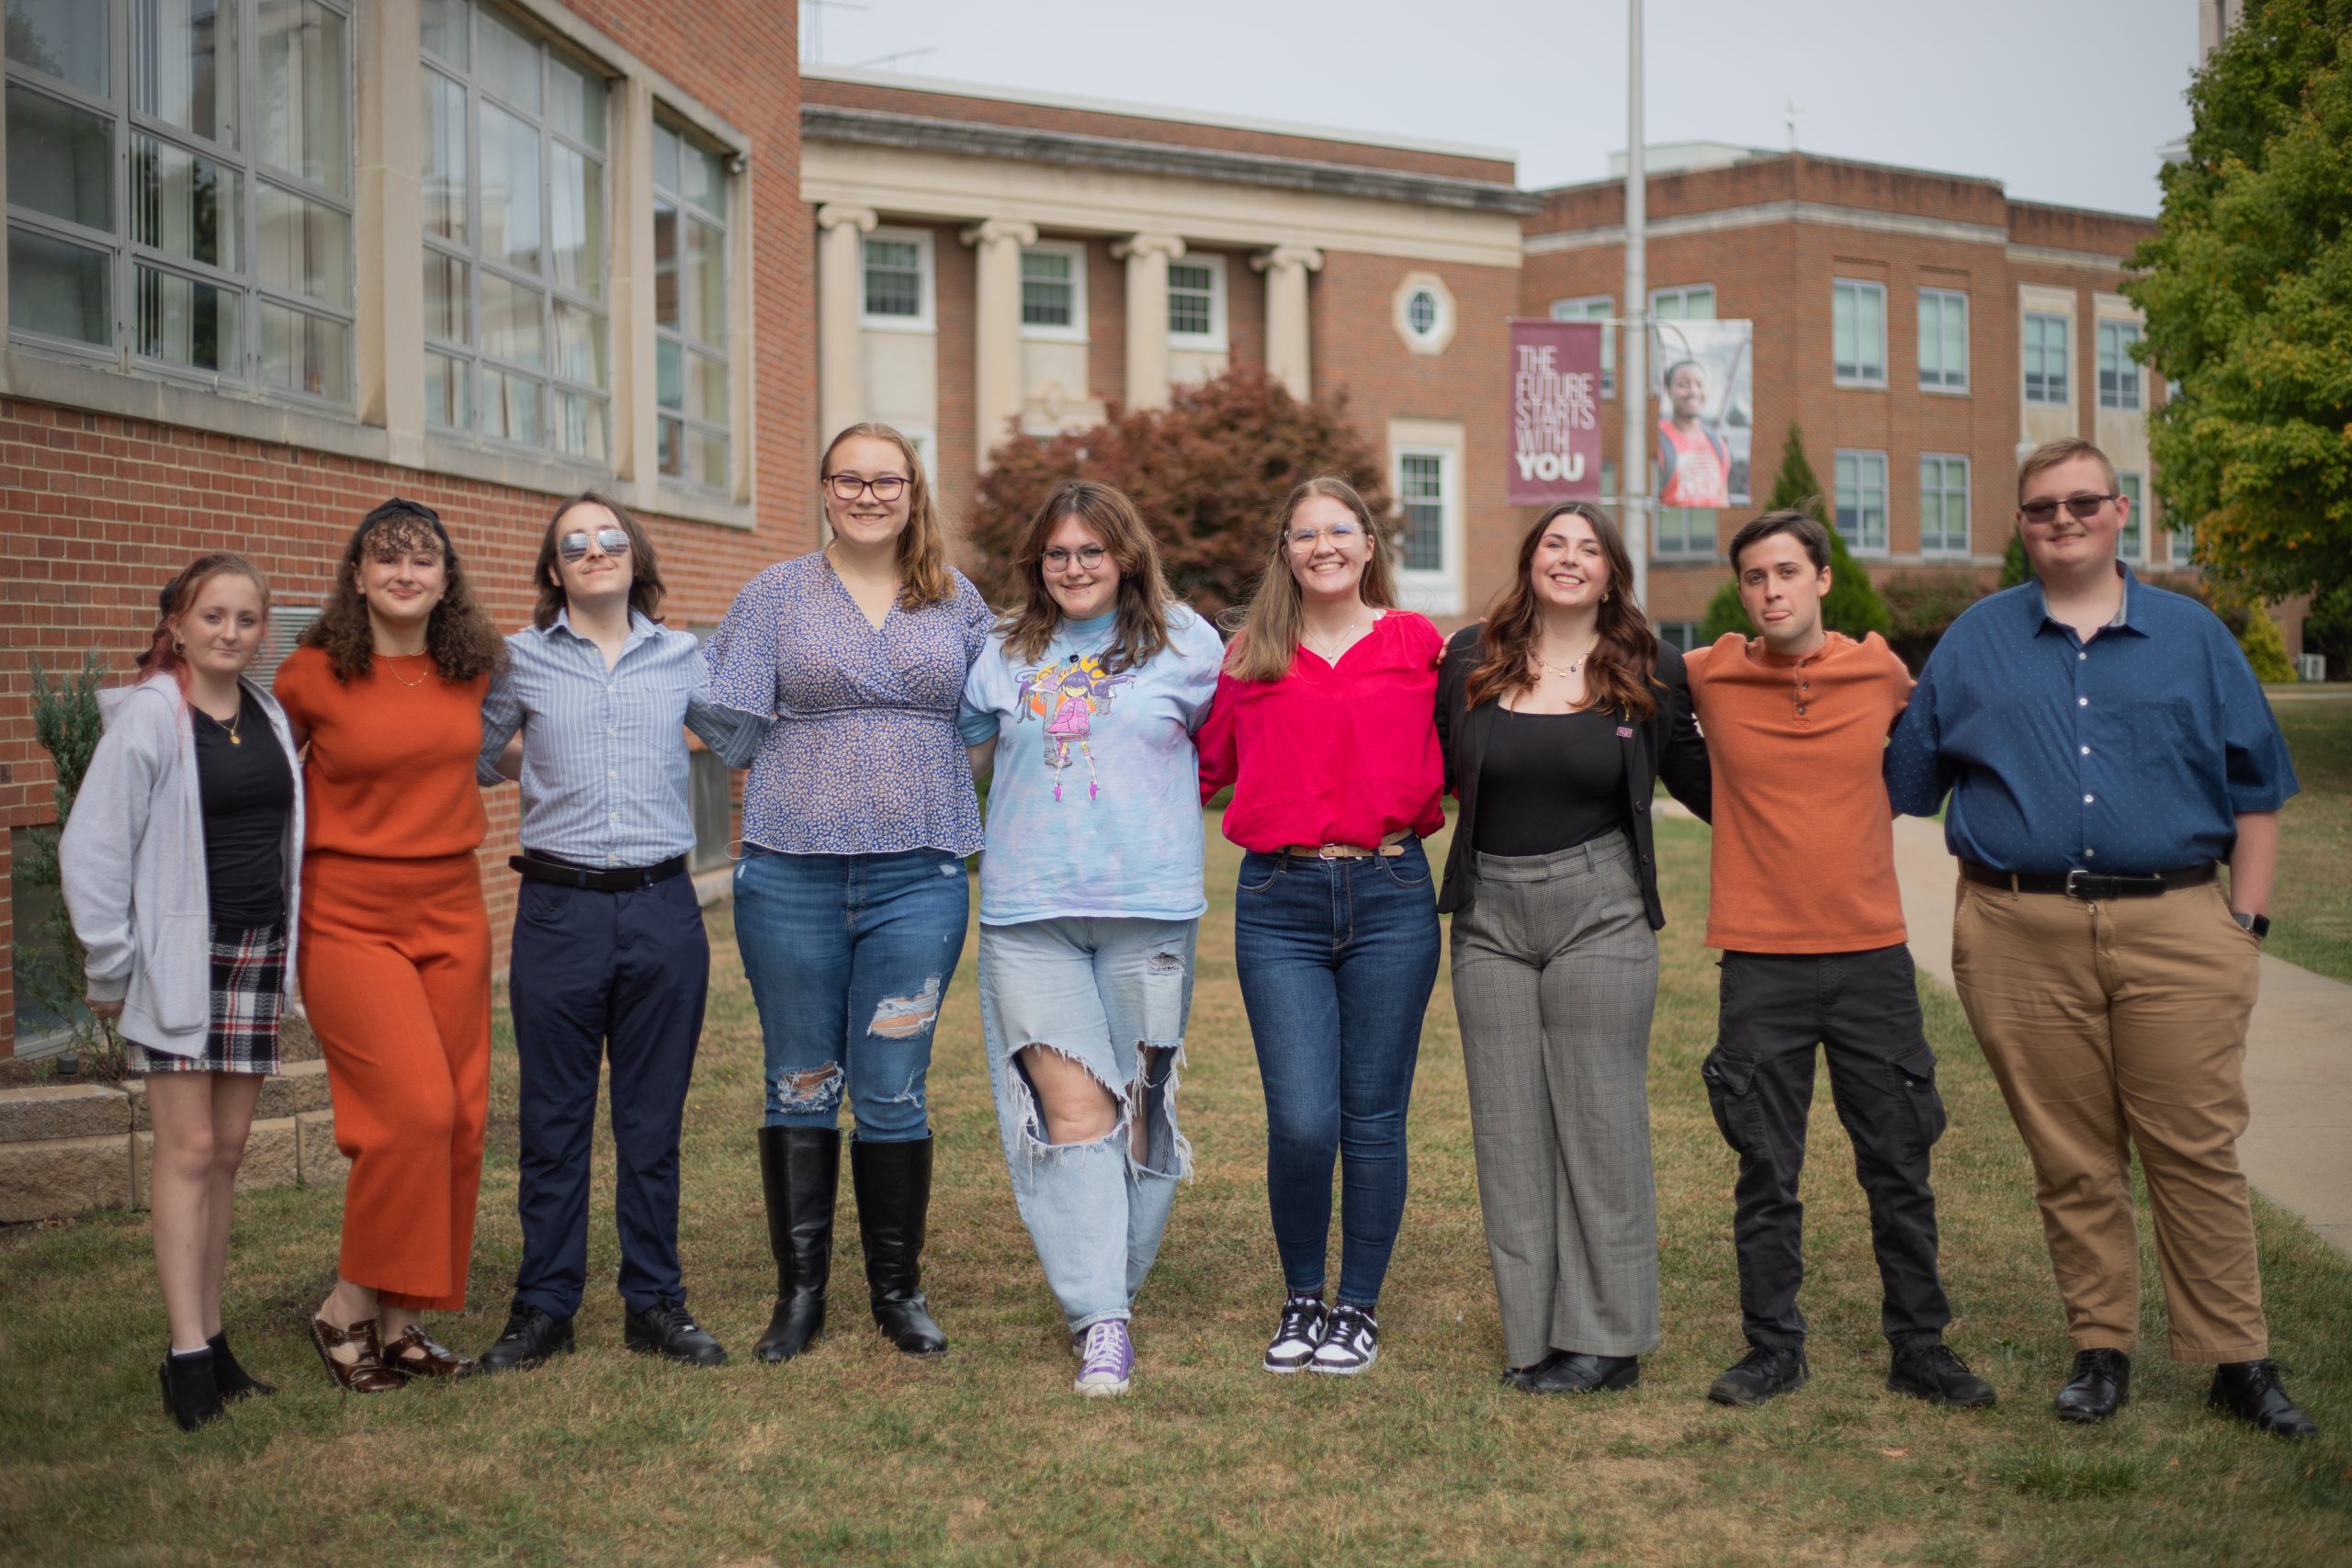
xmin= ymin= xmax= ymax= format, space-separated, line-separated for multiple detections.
xmin=60 ymin=672 xmax=304 ymax=1058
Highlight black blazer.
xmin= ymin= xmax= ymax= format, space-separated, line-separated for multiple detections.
xmin=1433 ymin=624 xmax=1713 ymax=925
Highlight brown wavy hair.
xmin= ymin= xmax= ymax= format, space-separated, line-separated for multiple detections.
xmin=1465 ymin=502 xmax=1659 ymax=720
xmin=300 ymin=497 xmax=507 ymax=682
xmin=138 ymin=553 xmax=272 ymax=684
xmin=994 ymin=480 xmax=1177 ymax=671
xmin=822 ymin=422 xmax=958 ymax=610
xmin=532 ymin=491 xmax=667 ymax=630
xmin=1221 ymin=476 xmax=1398 ymax=683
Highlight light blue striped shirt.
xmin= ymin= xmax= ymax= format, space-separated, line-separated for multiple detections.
xmin=478 ymin=610 xmax=748 ymax=868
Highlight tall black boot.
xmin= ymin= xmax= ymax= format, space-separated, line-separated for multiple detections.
xmin=755 ymin=1126 xmax=840 ymax=1363
xmin=850 ymin=1135 xmax=946 ymax=1357
xmin=159 ymin=1348 xmax=225 ymax=1432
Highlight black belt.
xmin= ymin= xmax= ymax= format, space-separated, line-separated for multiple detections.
xmin=1960 ymin=861 xmax=2218 ymax=899
xmin=510 ymin=852 xmax=689 ymax=892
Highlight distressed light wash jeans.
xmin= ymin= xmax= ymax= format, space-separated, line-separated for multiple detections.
xmin=734 ymin=846 xmax=969 ymax=1141
xmin=978 ymin=917 xmax=1196 ymax=1332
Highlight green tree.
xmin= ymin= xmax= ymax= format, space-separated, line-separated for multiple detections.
xmin=1702 ymin=424 xmax=1894 ymax=645
xmin=2000 ymin=532 xmax=2031 ymax=589
xmin=2126 ymin=0 xmax=2352 ymax=601
xmin=2237 ymin=606 xmax=2299 ymax=681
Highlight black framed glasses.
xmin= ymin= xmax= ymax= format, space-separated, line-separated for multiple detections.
xmin=557 ymin=527 xmax=632 ymax=562
xmin=825 ymin=473 xmax=909 ymax=502
xmin=1041 ymin=545 xmax=1109 ymax=570
xmin=2019 ymin=493 xmax=2118 ymax=525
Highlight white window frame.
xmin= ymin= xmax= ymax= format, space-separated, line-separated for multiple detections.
xmin=2024 ymin=311 xmax=2070 ymax=405
xmin=859 ymin=225 xmax=934 ymax=333
xmin=1917 ymin=287 xmax=1969 ymax=393
xmin=1657 ymin=621 xmax=1701 ymax=654
xmin=2098 ymin=320 xmax=2143 ymax=411
xmin=2116 ymin=470 xmax=2145 ymax=563
xmin=1832 ymin=278 xmax=1887 ymax=388
xmin=1835 ymin=448 xmax=1889 ymax=558
xmin=1919 ymin=453 xmax=1971 ymax=557
xmin=1166 ymin=252 xmax=1227 ymax=351
xmin=1651 ymin=494 xmax=1713 ymax=559
xmin=1389 ymin=419 xmax=1464 ymax=613
xmin=652 ymin=108 xmax=731 ymax=493
xmin=1550 ymin=294 xmax=1613 ymax=398
xmin=1017 ymin=237 xmax=1086 ymax=343
xmin=1648 ymin=284 xmax=1714 ymax=319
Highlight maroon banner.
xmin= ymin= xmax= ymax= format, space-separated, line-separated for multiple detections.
xmin=1508 ymin=318 xmax=1603 ymax=506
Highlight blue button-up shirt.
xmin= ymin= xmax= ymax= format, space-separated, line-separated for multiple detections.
xmin=1885 ymin=568 xmax=2297 ymax=874
xmin=479 ymin=610 xmax=751 ymax=868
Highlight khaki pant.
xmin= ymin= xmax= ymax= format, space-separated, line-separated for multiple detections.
xmin=1951 ymin=874 xmax=2267 ymax=1363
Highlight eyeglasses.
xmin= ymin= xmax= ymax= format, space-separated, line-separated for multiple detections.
xmin=2018 ymin=493 xmax=2118 ymax=525
xmin=825 ymin=473 xmax=909 ymax=503
xmin=557 ymin=527 xmax=631 ymax=562
xmin=1041 ymin=545 xmax=1109 ymax=570
xmin=1284 ymin=523 xmax=1364 ymax=550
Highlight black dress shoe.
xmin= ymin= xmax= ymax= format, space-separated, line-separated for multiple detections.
xmin=1526 ymin=1352 xmax=1640 ymax=1393
xmin=2208 ymin=1359 xmax=2319 ymax=1439
xmin=1887 ymin=1341 xmax=1996 ymax=1408
xmin=1708 ymin=1344 xmax=1809 ymax=1406
xmin=476 ymin=1304 xmax=576 ymax=1373
xmin=626 ymin=1301 xmax=729 ymax=1367
xmin=2053 ymin=1348 xmax=2130 ymax=1423
xmin=1503 ymin=1350 xmax=1566 ymax=1392
xmin=206 ymin=1331 xmax=275 ymax=1401
xmin=159 ymin=1348 xmax=225 ymax=1432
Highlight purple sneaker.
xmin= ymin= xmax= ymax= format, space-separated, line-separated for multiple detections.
xmin=1074 ymin=1319 xmax=1135 ymax=1397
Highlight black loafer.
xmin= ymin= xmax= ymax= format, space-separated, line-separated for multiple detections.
xmin=626 ymin=1301 xmax=729 ymax=1367
xmin=476 ymin=1304 xmax=576 ymax=1373
xmin=2053 ymin=1348 xmax=2130 ymax=1423
xmin=1708 ymin=1344 xmax=1809 ymax=1406
xmin=2208 ymin=1359 xmax=2318 ymax=1439
xmin=1503 ymin=1350 xmax=1566 ymax=1392
xmin=1887 ymin=1341 xmax=1996 ymax=1408
xmin=1526 ymin=1352 xmax=1639 ymax=1394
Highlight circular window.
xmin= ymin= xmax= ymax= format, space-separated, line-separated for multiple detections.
xmin=1407 ymin=288 xmax=1439 ymax=337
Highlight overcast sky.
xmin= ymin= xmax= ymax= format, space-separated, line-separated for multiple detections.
xmin=802 ymin=0 xmax=2203 ymax=217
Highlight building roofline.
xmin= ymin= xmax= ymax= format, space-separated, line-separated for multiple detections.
xmin=2004 ymin=194 xmax=2164 ymax=227
xmin=1529 ymin=147 xmax=2011 ymax=199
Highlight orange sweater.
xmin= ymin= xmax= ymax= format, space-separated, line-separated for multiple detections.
xmin=1683 ymin=631 xmax=1913 ymax=954
xmin=273 ymin=647 xmax=489 ymax=860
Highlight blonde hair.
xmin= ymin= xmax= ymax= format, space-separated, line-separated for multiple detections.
xmin=1221 ymin=476 xmax=1397 ymax=683
xmin=995 ymin=479 xmax=1177 ymax=671
xmin=2016 ymin=437 xmax=2120 ymax=504
xmin=822 ymin=422 xmax=958 ymax=610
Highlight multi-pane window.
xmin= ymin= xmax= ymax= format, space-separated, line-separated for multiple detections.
xmin=1835 ymin=449 xmax=1888 ymax=555
xmin=2024 ymin=312 xmax=2069 ymax=404
xmin=1019 ymin=241 xmax=1081 ymax=336
xmin=2098 ymin=320 xmax=2143 ymax=410
xmin=1920 ymin=454 xmax=1971 ymax=555
xmin=1657 ymin=621 xmax=1700 ymax=654
xmin=420 ymin=0 xmax=609 ymax=458
xmin=1917 ymin=288 xmax=1968 ymax=390
xmin=1550 ymin=294 xmax=1613 ymax=397
xmin=1398 ymin=449 xmax=1446 ymax=571
xmin=1654 ymin=504 xmax=1712 ymax=558
xmin=1649 ymin=284 xmax=1714 ymax=320
xmin=861 ymin=230 xmax=930 ymax=325
xmin=6 ymin=0 xmax=356 ymax=402
xmin=1832 ymin=279 xmax=1887 ymax=386
xmin=653 ymin=115 xmax=729 ymax=491
xmin=1168 ymin=255 xmax=1225 ymax=347
xmin=2116 ymin=471 xmax=2144 ymax=561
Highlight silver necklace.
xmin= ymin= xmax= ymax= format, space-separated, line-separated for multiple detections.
xmin=1303 ymin=612 xmax=1368 ymax=662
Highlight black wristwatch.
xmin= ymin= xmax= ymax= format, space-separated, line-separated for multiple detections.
xmin=2233 ymin=910 xmax=2270 ymax=940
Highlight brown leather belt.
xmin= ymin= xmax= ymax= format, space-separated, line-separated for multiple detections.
xmin=1960 ymin=861 xmax=2217 ymax=899
xmin=1283 ymin=831 xmax=1410 ymax=861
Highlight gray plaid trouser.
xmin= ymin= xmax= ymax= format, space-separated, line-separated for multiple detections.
xmin=1450 ymin=831 xmax=1660 ymax=1368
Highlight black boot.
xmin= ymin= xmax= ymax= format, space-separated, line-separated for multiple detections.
xmin=159 ymin=1348 xmax=225 ymax=1432
xmin=755 ymin=1126 xmax=840 ymax=1363
xmin=850 ymin=1135 xmax=946 ymax=1357
xmin=206 ymin=1331 xmax=275 ymax=1401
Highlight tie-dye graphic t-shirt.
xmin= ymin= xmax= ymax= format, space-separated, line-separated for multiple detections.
xmin=958 ymin=605 xmax=1224 ymax=925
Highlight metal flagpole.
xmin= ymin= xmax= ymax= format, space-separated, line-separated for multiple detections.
xmin=1622 ymin=0 xmax=1649 ymax=607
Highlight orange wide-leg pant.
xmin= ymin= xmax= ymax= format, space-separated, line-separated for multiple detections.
xmin=300 ymin=852 xmax=492 ymax=1313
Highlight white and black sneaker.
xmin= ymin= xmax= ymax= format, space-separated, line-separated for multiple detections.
xmin=1309 ymin=1303 xmax=1378 ymax=1375
xmin=1261 ymin=1294 xmax=1328 ymax=1373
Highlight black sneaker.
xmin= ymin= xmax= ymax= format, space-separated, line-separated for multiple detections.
xmin=476 ymin=1304 xmax=576 ymax=1373
xmin=1708 ymin=1344 xmax=1809 ymax=1406
xmin=1262 ymin=1294 xmax=1327 ymax=1373
xmin=625 ymin=1301 xmax=729 ymax=1367
xmin=1888 ymin=1341 xmax=1996 ymax=1408
xmin=2208 ymin=1359 xmax=2318 ymax=1439
xmin=1309 ymin=1304 xmax=1378 ymax=1375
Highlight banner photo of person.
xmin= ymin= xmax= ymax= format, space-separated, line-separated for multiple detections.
xmin=1506 ymin=317 xmax=1604 ymax=506
xmin=1651 ymin=318 xmax=1754 ymax=508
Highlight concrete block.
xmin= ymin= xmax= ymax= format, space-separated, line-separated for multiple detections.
xmin=0 ymin=1083 xmax=133 ymax=1142
xmin=130 ymin=1118 xmax=301 ymax=1210
xmin=298 ymin=1111 xmax=350 ymax=1188
xmin=255 ymin=1060 xmax=334 ymax=1120
xmin=0 ymin=1133 xmax=133 ymax=1222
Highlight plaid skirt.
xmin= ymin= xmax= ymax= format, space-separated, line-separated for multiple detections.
xmin=127 ymin=921 xmax=287 ymax=1077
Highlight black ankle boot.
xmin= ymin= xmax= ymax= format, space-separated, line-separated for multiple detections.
xmin=206 ymin=1331 xmax=275 ymax=1401
xmin=756 ymin=1125 xmax=841 ymax=1363
xmin=850 ymin=1135 xmax=946 ymax=1357
xmin=160 ymin=1348 xmax=225 ymax=1432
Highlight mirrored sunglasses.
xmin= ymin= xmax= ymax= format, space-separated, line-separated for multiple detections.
xmin=557 ymin=527 xmax=632 ymax=562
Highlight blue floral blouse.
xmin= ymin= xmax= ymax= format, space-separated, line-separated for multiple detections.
xmin=704 ymin=551 xmax=994 ymax=855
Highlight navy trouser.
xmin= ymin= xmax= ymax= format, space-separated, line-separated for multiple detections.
xmin=508 ymin=871 xmax=709 ymax=1317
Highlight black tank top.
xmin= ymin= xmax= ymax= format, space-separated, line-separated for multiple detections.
xmin=1470 ymin=705 xmax=1627 ymax=857
xmin=194 ymin=688 xmax=294 ymax=928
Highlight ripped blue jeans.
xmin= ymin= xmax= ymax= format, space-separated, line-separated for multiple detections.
xmin=735 ymin=846 xmax=969 ymax=1141
xmin=978 ymin=917 xmax=1195 ymax=1332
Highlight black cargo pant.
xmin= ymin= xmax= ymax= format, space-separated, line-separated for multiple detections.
xmin=1701 ymin=944 xmax=1952 ymax=1351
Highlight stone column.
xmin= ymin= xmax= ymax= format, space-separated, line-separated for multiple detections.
xmin=608 ymin=75 xmax=658 ymax=485
xmin=356 ymin=0 xmax=424 ymax=463
xmin=963 ymin=218 xmax=1037 ymax=466
xmin=1254 ymin=245 xmax=1323 ymax=403
xmin=816 ymin=204 xmax=877 ymax=444
xmin=1114 ymin=232 xmax=1186 ymax=411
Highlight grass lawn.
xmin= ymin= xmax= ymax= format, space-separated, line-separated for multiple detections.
xmin=2270 ymin=695 xmax=2352 ymax=984
xmin=3 ymin=817 xmax=2347 ymax=1565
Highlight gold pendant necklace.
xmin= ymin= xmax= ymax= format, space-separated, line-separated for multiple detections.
xmin=380 ymin=652 xmax=431 ymax=688
xmin=202 ymin=703 xmax=244 ymax=745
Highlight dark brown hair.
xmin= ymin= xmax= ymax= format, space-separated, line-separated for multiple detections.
xmin=138 ymin=553 xmax=272 ymax=684
xmin=300 ymin=498 xmax=506 ymax=682
xmin=1222 ymin=476 xmax=1398 ymax=682
xmin=995 ymin=480 xmax=1176 ymax=671
xmin=821 ymin=422 xmax=958 ymax=610
xmin=1728 ymin=507 xmax=1832 ymax=574
xmin=533 ymin=491 xmax=666 ymax=630
xmin=1465 ymin=502 xmax=1660 ymax=719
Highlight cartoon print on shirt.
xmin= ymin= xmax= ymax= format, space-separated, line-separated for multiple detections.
xmin=1018 ymin=654 xmax=1135 ymax=802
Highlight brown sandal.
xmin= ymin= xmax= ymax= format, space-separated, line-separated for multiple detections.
xmin=311 ymin=1315 xmax=405 ymax=1393
xmin=383 ymin=1325 xmax=477 ymax=1380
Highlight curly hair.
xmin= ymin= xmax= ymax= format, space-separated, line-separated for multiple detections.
xmin=300 ymin=498 xmax=507 ymax=682
xmin=1464 ymin=502 xmax=1660 ymax=721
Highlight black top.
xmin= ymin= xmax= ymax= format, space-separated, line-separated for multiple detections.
xmin=1433 ymin=626 xmax=1713 ymax=926
xmin=1470 ymin=706 xmax=1627 ymax=856
xmin=194 ymin=688 xmax=294 ymax=929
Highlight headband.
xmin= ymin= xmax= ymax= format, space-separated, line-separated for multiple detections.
xmin=346 ymin=496 xmax=456 ymax=561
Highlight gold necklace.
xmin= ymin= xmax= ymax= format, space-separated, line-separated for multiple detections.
xmin=1537 ymin=641 xmax=1599 ymax=680
xmin=200 ymin=700 xmax=243 ymax=745
xmin=380 ymin=651 xmax=432 ymax=688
